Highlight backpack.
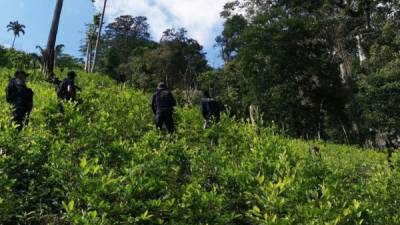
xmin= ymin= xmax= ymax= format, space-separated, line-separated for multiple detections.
xmin=206 ymin=99 xmax=221 ymax=118
xmin=5 ymin=78 xmax=33 ymax=111
xmin=156 ymin=90 xmax=174 ymax=109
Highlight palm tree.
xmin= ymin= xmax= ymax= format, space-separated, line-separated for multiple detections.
xmin=90 ymin=0 xmax=108 ymax=72
xmin=7 ymin=21 xmax=26 ymax=49
xmin=35 ymin=45 xmax=46 ymax=72
xmin=30 ymin=53 xmax=41 ymax=69
xmin=54 ymin=44 xmax=65 ymax=67
xmin=43 ymin=0 xmax=64 ymax=79
xmin=36 ymin=45 xmax=46 ymax=56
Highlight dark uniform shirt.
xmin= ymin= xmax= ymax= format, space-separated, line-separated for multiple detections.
xmin=151 ymin=88 xmax=176 ymax=133
xmin=57 ymin=77 xmax=77 ymax=101
xmin=151 ymin=89 xmax=176 ymax=114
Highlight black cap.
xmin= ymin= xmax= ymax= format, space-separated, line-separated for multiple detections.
xmin=67 ymin=70 xmax=77 ymax=78
xmin=157 ymin=82 xmax=167 ymax=90
xmin=202 ymin=90 xmax=210 ymax=98
xmin=15 ymin=70 xmax=29 ymax=78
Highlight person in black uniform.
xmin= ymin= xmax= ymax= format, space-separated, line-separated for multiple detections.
xmin=200 ymin=91 xmax=222 ymax=129
xmin=57 ymin=71 xmax=79 ymax=113
xmin=151 ymin=82 xmax=176 ymax=133
xmin=5 ymin=70 xmax=34 ymax=131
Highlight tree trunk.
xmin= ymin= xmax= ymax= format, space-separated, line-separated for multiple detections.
xmin=249 ymin=104 xmax=260 ymax=127
xmin=90 ymin=0 xmax=107 ymax=73
xmin=364 ymin=0 xmax=372 ymax=29
xmin=54 ymin=49 xmax=58 ymax=69
xmin=43 ymin=0 xmax=64 ymax=80
xmin=84 ymin=41 xmax=91 ymax=72
xmin=356 ymin=35 xmax=367 ymax=67
xmin=335 ymin=38 xmax=352 ymax=83
xmin=11 ymin=35 xmax=16 ymax=49
xmin=87 ymin=44 xmax=92 ymax=73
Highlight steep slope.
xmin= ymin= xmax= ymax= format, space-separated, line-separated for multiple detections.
xmin=0 ymin=69 xmax=399 ymax=224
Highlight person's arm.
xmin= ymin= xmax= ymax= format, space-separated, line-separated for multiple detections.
xmin=56 ymin=81 xmax=63 ymax=98
xmin=151 ymin=94 xmax=157 ymax=114
xmin=5 ymin=85 xmax=12 ymax=103
xmin=170 ymin=92 xmax=176 ymax=107
xmin=215 ymin=100 xmax=224 ymax=112
xmin=26 ymin=89 xmax=34 ymax=113
xmin=5 ymin=79 xmax=16 ymax=103
xmin=200 ymin=99 xmax=208 ymax=118
xmin=71 ymin=80 xmax=81 ymax=91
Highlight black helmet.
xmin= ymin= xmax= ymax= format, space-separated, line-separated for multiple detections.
xmin=67 ymin=70 xmax=77 ymax=78
xmin=15 ymin=70 xmax=29 ymax=78
xmin=157 ymin=82 xmax=167 ymax=90
xmin=202 ymin=90 xmax=210 ymax=98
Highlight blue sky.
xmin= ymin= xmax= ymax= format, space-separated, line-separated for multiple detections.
xmin=0 ymin=0 xmax=226 ymax=67
xmin=0 ymin=0 xmax=94 ymax=57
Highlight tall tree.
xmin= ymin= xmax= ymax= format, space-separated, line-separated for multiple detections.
xmin=42 ymin=0 xmax=64 ymax=80
xmin=6 ymin=21 xmax=25 ymax=49
xmin=121 ymin=28 xmax=208 ymax=90
xmin=216 ymin=15 xmax=247 ymax=63
xmin=83 ymin=14 xmax=101 ymax=72
xmin=217 ymin=0 xmax=349 ymax=141
xmin=101 ymin=15 xmax=152 ymax=79
xmin=159 ymin=28 xmax=208 ymax=89
xmin=90 ymin=0 xmax=107 ymax=73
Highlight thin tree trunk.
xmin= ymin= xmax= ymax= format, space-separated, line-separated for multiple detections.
xmin=84 ymin=41 xmax=91 ymax=72
xmin=11 ymin=35 xmax=16 ymax=49
xmin=356 ymin=35 xmax=367 ymax=67
xmin=249 ymin=104 xmax=258 ymax=127
xmin=54 ymin=50 xmax=58 ymax=69
xmin=87 ymin=44 xmax=92 ymax=73
xmin=340 ymin=121 xmax=350 ymax=145
xmin=364 ymin=0 xmax=371 ymax=29
xmin=90 ymin=0 xmax=107 ymax=73
xmin=335 ymin=39 xmax=352 ymax=83
xmin=43 ymin=0 xmax=64 ymax=80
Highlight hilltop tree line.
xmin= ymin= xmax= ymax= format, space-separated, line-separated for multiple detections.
xmin=0 ymin=45 xmax=83 ymax=72
xmin=82 ymin=14 xmax=209 ymax=91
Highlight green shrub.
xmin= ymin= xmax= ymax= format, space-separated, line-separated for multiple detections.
xmin=0 ymin=68 xmax=399 ymax=224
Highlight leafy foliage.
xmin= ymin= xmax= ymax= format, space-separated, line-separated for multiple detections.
xmin=357 ymin=58 xmax=400 ymax=147
xmin=211 ymin=0 xmax=400 ymax=145
xmin=0 ymin=47 xmax=82 ymax=72
xmin=122 ymin=28 xmax=209 ymax=91
xmin=85 ymin=15 xmax=209 ymax=90
xmin=1 ymin=68 xmax=400 ymax=224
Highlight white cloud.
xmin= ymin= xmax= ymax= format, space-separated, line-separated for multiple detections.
xmin=1 ymin=43 xmax=12 ymax=49
xmin=93 ymin=0 xmax=228 ymax=47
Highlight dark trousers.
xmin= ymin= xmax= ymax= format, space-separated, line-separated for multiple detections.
xmin=156 ymin=110 xmax=175 ymax=133
xmin=203 ymin=116 xmax=220 ymax=129
xmin=12 ymin=110 xmax=28 ymax=131
xmin=57 ymin=102 xmax=64 ymax=113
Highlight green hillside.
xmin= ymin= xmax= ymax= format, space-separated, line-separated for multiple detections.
xmin=1 ymin=69 xmax=399 ymax=224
